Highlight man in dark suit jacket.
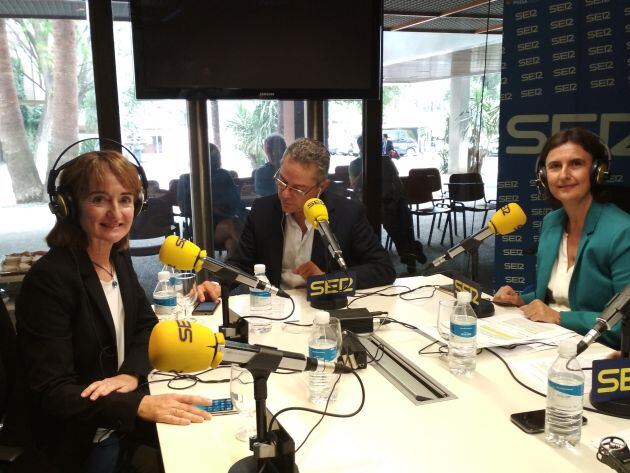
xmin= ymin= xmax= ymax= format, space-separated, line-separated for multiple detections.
xmin=227 ymin=138 xmax=395 ymax=290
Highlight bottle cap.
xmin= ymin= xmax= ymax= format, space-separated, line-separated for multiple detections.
xmin=158 ymin=271 xmax=171 ymax=282
xmin=313 ymin=311 xmax=330 ymax=325
xmin=456 ymin=291 xmax=472 ymax=303
xmin=558 ymin=340 xmax=578 ymax=357
xmin=254 ymin=264 xmax=266 ymax=274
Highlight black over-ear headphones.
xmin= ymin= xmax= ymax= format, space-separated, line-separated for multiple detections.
xmin=47 ymin=138 xmax=148 ymax=220
xmin=535 ymin=133 xmax=611 ymax=195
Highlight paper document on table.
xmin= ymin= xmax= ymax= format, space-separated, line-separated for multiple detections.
xmin=509 ymin=350 xmax=609 ymax=395
xmin=476 ymin=312 xmax=575 ymax=348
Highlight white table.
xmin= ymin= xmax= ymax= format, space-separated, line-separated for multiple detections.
xmin=150 ymin=275 xmax=624 ymax=473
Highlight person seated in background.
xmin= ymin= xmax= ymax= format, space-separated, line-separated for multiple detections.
xmin=349 ymin=135 xmax=426 ymax=272
xmin=254 ymin=133 xmax=287 ymax=197
xmin=227 ymin=137 xmax=395 ymax=290
xmin=16 ymin=150 xmax=220 ymax=473
xmin=178 ymin=143 xmax=248 ymax=256
xmin=494 ymin=127 xmax=630 ymax=348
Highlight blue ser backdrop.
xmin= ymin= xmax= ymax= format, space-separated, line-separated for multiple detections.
xmin=495 ymin=0 xmax=630 ymax=293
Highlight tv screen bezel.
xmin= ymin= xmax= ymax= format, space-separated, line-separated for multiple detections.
xmin=130 ymin=0 xmax=383 ymax=100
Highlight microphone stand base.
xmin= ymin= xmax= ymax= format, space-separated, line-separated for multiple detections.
xmin=590 ymin=395 xmax=630 ymax=419
xmin=310 ymin=296 xmax=347 ymax=311
xmin=228 ymin=454 xmax=298 ymax=473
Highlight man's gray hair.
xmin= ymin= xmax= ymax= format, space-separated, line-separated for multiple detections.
xmin=282 ymin=138 xmax=330 ymax=183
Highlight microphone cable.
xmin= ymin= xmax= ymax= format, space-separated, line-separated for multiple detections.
xmin=418 ymin=339 xmax=448 ymax=356
xmin=484 ymin=345 xmax=628 ymax=418
xmin=265 ymin=356 xmax=365 ymax=456
xmin=347 ymin=283 xmax=441 ymax=307
xmin=238 ymin=292 xmax=296 ymax=322
xmin=143 ymin=366 xmax=230 ymax=390
xmin=343 ymin=329 xmax=386 ymax=364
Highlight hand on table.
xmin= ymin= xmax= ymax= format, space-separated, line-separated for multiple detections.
xmin=607 ymin=351 xmax=621 ymax=360
xmin=520 ymin=299 xmax=561 ymax=324
xmin=197 ymin=280 xmax=221 ymax=303
xmin=81 ymin=374 xmax=139 ymax=401
xmin=493 ymin=285 xmax=525 ymax=307
xmin=293 ymin=261 xmax=324 ymax=281
xmin=137 ymin=394 xmax=212 ymax=425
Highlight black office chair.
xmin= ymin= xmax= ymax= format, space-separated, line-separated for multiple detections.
xmin=0 ymin=299 xmax=57 ymax=472
xmin=447 ymin=172 xmax=496 ymax=238
xmin=129 ymin=196 xmax=179 ymax=257
xmin=176 ymin=174 xmax=194 ymax=240
xmin=402 ymin=170 xmax=453 ymax=247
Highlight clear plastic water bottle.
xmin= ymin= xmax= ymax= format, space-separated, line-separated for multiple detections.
xmin=308 ymin=311 xmax=339 ymax=404
xmin=448 ymin=292 xmax=477 ymax=375
xmin=153 ymin=270 xmax=177 ymax=319
xmin=545 ymin=340 xmax=584 ymax=447
xmin=249 ymin=264 xmax=272 ymax=334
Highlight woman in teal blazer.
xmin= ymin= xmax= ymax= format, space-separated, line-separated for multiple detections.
xmin=494 ymin=128 xmax=630 ymax=348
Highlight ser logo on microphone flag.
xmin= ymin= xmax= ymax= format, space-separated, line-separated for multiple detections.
xmin=177 ymin=320 xmax=193 ymax=343
xmin=592 ymin=358 xmax=630 ymax=403
xmin=306 ymin=271 xmax=356 ymax=301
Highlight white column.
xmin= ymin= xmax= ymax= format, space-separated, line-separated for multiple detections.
xmin=448 ymin=75 xmax=470 ymax=174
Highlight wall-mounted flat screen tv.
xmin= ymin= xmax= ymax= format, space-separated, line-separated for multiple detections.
xmin=130 ymin=0 xmax=382 ymax=100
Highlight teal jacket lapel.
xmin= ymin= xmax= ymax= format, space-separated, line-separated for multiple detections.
xmin=536 ymin=212 xmax=564 ymax=301
xmin=568 ymin=201 xmax=604 ymax=300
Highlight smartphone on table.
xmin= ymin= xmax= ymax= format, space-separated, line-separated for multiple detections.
xmin=196 ymin=398 xmax=237 ymax=415
xmin=510 ymin=409 xmax=587 ymax=434
xmin=193 ymin=300 xmax=219 ymax=315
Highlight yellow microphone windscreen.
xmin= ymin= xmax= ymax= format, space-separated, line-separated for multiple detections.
xmin=159 ymin=235 xmax=206 ymax=272
xmin=148 ymin=320 xmax=224 ymax=372
xmin=488 ymin=203 xmax=527 ymax=235
xmin=303 ymin=198 xmax=328 ymax=228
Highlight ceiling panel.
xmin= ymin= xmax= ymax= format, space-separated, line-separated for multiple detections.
xmin=0 ymin=0 xmax=129 ymax=20
xmin=384 ymin=42 xmax=502 ymax=83
xmin=385 ymin=0 xmax=503 ymax=34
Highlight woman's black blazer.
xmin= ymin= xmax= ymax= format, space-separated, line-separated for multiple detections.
xmin=15 ymin=246 xmax=157 ymax=470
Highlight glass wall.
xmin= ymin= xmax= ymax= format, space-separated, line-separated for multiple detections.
xmin=0 ymin=17 xmax=96 ymax=257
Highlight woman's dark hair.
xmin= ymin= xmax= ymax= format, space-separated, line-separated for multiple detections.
xmin=209 ymin=143 xmax=221 ymax=171
xmin=263 ymin=133 xmax=286 ymax=167
xmin=537 ymin=127 xmax=610 ymax=204
xmin=46 ymin=150 xmax=142 ymax=251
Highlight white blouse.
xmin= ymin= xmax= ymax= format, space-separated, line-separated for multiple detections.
xmin=547 ymin=232 xmax=574 ymax=313
xmin=93 ymin=273 xmax=125 ymax=443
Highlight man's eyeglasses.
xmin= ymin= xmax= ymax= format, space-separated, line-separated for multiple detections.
xmin=274 ymin=170 xmax=318 ymax=196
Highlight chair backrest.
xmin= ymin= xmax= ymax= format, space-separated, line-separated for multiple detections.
xmin=409 ymin=168 xmax=443 ymax=195
xmin=147 ymin=180 xmax=161 ymax=198
xmin=332 ymin=165 xmax=350 ymax=186
xmin=234 ymin=177 xmax=257 ymax=206
xmin=401 ymin=173 xmax=433 ymax=205
xmin=129 ymin=196 xmax=177 ymax=256
xmin=165 ymin=179 xmax=179 ymax=207
xmin=0 ymin=298 xmax=38 ymax=460
xmin=176 ymin=174 xmax=192 ymax=218
xmin=448 ymin=173 xmax=485 ymax=202
xmin=0 ymin=299 xmax=16 ymax=420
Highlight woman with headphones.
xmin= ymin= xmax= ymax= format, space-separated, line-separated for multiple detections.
xmin=16 ymin=148 xmax=220 ymax=472
xmin=493 ymin=127 xmax=630 ymax=348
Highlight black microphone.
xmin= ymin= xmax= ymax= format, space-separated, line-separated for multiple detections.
xmin=424 ymin=203 xmax=527 ymax=272
xmin=149 ymin=321 xmax=353 ymax=374
xmin=159 ymin=236 xmax=290 ymax=298
xmin=303 ymin=198 xmax=348 ymax=272
xmin=577 ymin=284 xmax=630 ymax=355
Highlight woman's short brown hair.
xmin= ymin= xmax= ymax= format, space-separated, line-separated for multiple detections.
xmin=46 ymin=150 xmax=143 ymax=251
